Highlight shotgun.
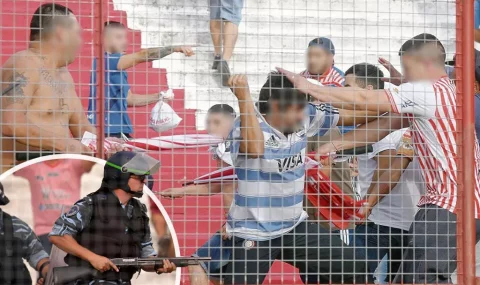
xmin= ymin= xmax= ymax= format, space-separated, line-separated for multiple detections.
xmin=52 ymin=257 xmax=211 ymax=285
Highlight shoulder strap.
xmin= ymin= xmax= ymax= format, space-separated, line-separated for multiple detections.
xmin=3 ymin=212 xmax=14 ymax=257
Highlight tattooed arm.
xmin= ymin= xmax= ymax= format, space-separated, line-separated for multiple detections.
xmin=116 ymin=46 xmax=195 ymax=70
xmin=1 ymin=60 xmax=88 ymax=153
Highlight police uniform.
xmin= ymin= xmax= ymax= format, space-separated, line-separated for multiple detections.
xmin=0 ymin=208 xmax=49 ymax=284
xmin=49 ymin=151 xmax=161 ymax=285
xmin=50 ymin=190 xmax=156 ymax=285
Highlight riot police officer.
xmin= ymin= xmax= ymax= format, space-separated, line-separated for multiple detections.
xmin=49 ymin=152 xmax=176 ymax=285
xmin=0 ymin=181 xmax=50 ymax=285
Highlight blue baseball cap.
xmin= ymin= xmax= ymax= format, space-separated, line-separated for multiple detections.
xmin=308 ymin=37 xmax=335 ymax=55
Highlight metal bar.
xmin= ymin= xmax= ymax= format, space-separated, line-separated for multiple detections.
xmin=456 ymin=2 xmax=465 ymax=282
xmin=460 ymin=1 xmax=477 ymax=284
xmin=95 ymin=0 xmax=106 ymax=158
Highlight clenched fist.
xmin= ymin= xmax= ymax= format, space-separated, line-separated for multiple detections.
xmin=228 ymin=74 xmax=250 ymax=100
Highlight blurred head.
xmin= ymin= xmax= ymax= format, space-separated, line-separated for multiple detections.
xmin=103 ymin=21 xmax=128 ymax=54
xmin=344 ymin=63 xmax=384 ymax=90
xmin=399 ymin=33 xmax=446 ymax=82
xmin=258 ymin=72 xmax=308 ymax=134
xmin=30 ymin=3 xmax=81 ymax=65
xmin=306 ymin=37 xmax=335 ymax=75
xmin=206 ymin=104 xmax=236 ymax=139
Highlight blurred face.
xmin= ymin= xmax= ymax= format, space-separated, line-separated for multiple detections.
xmin=401 ymin=55 xmax=429 ymax=82
xmin=105 ymin=27 xmax=128 ymax=53
xmin=55 ymin=14 xmax=82 ymax=65
xmin=270 ymin=102 xmax=305 ymax=134
xmin=306 ymin=47 xmax=333 ymax=75
xmin=206 ymin=113 xmax=234 ymax=139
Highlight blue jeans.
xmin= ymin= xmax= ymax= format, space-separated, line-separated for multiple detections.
xmin=352 ymin=223 xmax=409 ymax=284
xmin=192 ymin=231 xmax=232 ymax=279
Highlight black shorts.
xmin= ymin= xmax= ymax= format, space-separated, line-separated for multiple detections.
xmin=221 ymin=222 xmax=370 ymax=284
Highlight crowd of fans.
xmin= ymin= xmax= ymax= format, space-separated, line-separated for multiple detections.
xmin=1 ymin=1 xmax=480 ymax=285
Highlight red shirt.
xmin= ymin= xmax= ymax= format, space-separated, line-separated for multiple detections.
xmin=300 ymin=66 xmax=345 ymax=87
xmin=15 ymin=159 xmax=85 ymax=235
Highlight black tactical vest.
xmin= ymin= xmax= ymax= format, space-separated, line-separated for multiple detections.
xmin=0 ymin=212 xmax=32 ymax=285
xmin=64 ymin=189 xmax=148 ymax=281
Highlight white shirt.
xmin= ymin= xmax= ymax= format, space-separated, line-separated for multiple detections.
xmin=356 ymin=129 xmax=423 ymax=231
xmin=211 ymin=141 xmax=233 ymax=166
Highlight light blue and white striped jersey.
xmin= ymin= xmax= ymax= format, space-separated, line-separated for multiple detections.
xmin=226 ymin=103 xmax=340 ymax=241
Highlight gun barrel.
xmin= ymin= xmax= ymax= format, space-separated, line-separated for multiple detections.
xmin=111 ymin=257 xmax=212 ymax=268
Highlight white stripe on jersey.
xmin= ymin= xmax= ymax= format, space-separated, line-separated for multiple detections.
xmin=300 ymin=66 xmax=345 ymax=87
xmin=386 ymin=77 xmax=480 ymax=218
xmin=226 ymin=104 xmax=340 ymax=240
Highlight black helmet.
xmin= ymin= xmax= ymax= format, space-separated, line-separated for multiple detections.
xmin=0 ymin=181 xmax=10 ymax=206
xmin=146 ymin=175 xmax=154 ymax=191
xmin=102 ymin=151 xmax=160 ymax=198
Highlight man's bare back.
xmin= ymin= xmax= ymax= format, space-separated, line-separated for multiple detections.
xmin=0 ymin=49 xmax=95 ymax=171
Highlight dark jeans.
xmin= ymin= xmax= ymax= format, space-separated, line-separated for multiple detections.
xmin=352 ymin=222 xmax=408 ymax=283
xmin=221 ymin=222 xmax=371 ymax=284
xmin=394 ymin=204 xmax=480 ymax=283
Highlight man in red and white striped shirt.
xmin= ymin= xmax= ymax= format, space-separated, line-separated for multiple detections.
xmin=300 ymin=37 xmax=345 ymax=87
xmin=278 ymin=33 xmax=480 ymax=283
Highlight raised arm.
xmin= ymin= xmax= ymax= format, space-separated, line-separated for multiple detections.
xmin=316 ymin=114 xmax=407 ymax=155
xmin=126 ymin=89 xmax=175 ymax=107
xmin=1 ymin=58 xmax=87 ymax=153
xmin=337 ymin=108 xmax=379 ymax=126
xmin=277 ymin=67 xmax=392 ymax=112
xmin=116 ymin=46 xmax=195 ymax=70
xmin=229 ymin=75 xmax=264 ymax=158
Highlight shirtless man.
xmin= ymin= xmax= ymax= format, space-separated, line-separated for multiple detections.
xmin=0 ymin=3 xmax=103 ymax=171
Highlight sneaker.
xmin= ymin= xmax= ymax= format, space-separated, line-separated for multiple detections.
xmin=212 ymin=54 xmax=222 ymax=70
xmin=218 ymin=60 xmax=231 ymax=87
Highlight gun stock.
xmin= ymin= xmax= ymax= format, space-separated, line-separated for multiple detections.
xmin=53 ymin=266 xmax=98 ymax=285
